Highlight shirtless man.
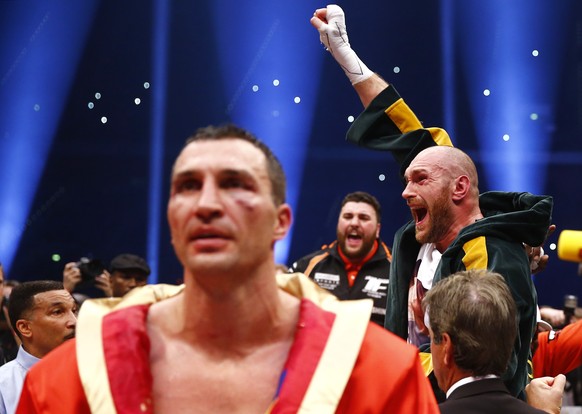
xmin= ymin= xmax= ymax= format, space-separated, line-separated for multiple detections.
xmin=17 ymin=124 xmax=438 ymax=413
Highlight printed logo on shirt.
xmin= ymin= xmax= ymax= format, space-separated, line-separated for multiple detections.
xmin=313 ymin=272 xmax=340 ymax=291
xmin=361 ymin=276 xmax=389 ymax=298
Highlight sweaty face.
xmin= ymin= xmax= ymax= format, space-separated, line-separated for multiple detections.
xmin=25 ymin=290 xmax=77 ymax=357
xmin=402 ymin=152 xmax=456 ymax=246
xmin=111 ymin=270 xmax=148 ymax=297
xmin=337 ymin=201 xmax=380 ymax=261
xmin=167 ymin=139 xmax=290 ymax=278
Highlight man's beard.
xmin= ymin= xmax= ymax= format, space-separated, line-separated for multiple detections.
xmin=338 ymin=233 xmax=376 ymax=261
xmin=416 ymin=193 xmax=455 ymax=245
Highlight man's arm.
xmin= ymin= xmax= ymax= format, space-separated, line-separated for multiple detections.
xmin=310 ymin=5 xmax=451 ymax=175
xmin=310 ymin=5 xmax=383 ymax=107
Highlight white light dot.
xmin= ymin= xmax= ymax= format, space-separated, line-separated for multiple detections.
xmin=532 ymin=50 xmax=539 ymax=57
xmin=502 ymin=134 xmax=510 ymax=142
xmin=33 ymin=104 xmax=40 ymax=111
xmin=530 ymin=113 xmax=539 ymax=121
xmin=393 ymin=66 xmax=400 ymax=74
xmin=95 ymin=92 xmax=101 ymax=100
xmin=347 ymin=115 xmax=355 ymax=123
xmin=88 ymin=102 xmax=94 ymax=109
xmin=143 ymin=82 xmax=150 ymax=89
xmin=272 ymin=110 xmax=280 ymax=117
xmin=549 ymin=243 xmax=556 ymax=251
xmin=101 ymin=116 xmax=108 ymax=124
xmin=483 ymin=89 xmax=491 ymax=96
xmin=134 ymin=98 xmax=141 ymax=105
xmin=378 ymin=174 xmax=386 ymax=182
xmin=294 ymin=96 xmax=301 ymax=104
xmin=273 ymin=79 xmax=280 ymax=87
xmin=252 ymin=85 xmax=259 ymax=92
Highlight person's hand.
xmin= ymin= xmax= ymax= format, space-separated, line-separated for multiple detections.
xmin=540 ymin=307 xmax=565 ymax=328
xmin=94 ymin=270 xmax=113 ymax=298
xmin=525 ymin=374 xmax=566 ymax=414
xmin=527 ymin=224 xmax=556 ymax=274
xmin=310 ymin=5 xmax=373 ymax=85
xmin=63 ymin=262 xmax=82 ymax=293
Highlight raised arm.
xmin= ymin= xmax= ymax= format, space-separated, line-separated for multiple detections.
xmin=310 ymin=5 xmax=387 ymax=108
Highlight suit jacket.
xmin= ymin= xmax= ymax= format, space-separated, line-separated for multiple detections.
xmin=439 ymin=378 xmax=546 ymax=414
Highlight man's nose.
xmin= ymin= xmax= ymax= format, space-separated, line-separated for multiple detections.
xmin=195 ymin=181 xmax=223 ymax=220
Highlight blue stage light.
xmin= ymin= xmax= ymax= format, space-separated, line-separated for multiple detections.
xmin=0 ymin=1 xmax=99 ymax=274
xmin=453 ymin=0 xmax=572 ymax=193
xmin=146 ymin=0 xmax=171 ymax=284
xmin=210 ymin=1 xmax=324 ymax=265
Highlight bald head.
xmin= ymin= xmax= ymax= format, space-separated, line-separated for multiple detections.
xmin=412 ymin=146 xmax=479 ymax=198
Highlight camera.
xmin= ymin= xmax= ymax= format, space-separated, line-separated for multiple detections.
xmin=76 ymin=257 xmax=106 ymax=282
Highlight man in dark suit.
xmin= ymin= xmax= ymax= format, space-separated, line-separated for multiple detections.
xmin=423 ymin=269 xmax=564 ymax=413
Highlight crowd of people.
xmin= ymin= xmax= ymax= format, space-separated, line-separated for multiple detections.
xmin=0 ymin=4 xmax=579 ymax=413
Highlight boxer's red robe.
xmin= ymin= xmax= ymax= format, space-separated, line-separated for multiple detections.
xmin=17 ymin=274 xmax=438 ymax=413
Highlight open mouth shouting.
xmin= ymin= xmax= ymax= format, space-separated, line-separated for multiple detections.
xmin=346 ymin=231 xmax=363 ymax=248
xmin=410 ymin=206 xmax=428 ymax=228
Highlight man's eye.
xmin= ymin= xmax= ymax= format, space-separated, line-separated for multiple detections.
xmin=223 ymin=178 xmax=248 ymax=189
xmin=176 ymin=180 xmax=199 ymax=192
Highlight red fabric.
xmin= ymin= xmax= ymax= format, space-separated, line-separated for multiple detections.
xmin=103 ymin=305 xmax=154 ymax=413
xmin=270 ymin=300 xmax=335 ymax=412
xmin=534 ymin=319 xmax=582 ymax=378
xmin=336 ymin=323 xmax=439 ymax=413
xmin=16 ymin=340 xmax=91 ymax=414
xmin=16 ymin=300 xmax=438 ymax=413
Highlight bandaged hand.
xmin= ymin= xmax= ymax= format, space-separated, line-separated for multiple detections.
xmin=310 ymin=5 xmax=373 ymax=85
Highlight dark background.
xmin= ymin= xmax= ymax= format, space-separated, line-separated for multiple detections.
xmin=2 ymin=0 xmax=581 ymax=308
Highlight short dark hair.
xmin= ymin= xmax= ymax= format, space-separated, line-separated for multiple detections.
xmin=183 ymin=124 xmax=287 ymax=206
xmin=341 ymin=191 xmax=382 ymax=223
xmin=423 ymin=269 xmax=517 ymax=376
xmin=8 ymin=281 xmax=64 ymax=337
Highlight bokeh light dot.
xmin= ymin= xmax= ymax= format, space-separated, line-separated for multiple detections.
xmin=483 ymin=89 xmax=491 ymax=96
xmin=347 ymin=115 xmax=355 ymax=123
xmin=88 ymin=102 xmax=94 ymax=109
xmin=33 ymin=104 xmax=40 ymax=111
xmin=143 ymin=82 xmax=150 ymax=89
xmin=95 ymin=92 xmax=101 ymax=99
xmin=273 ymin=79 xmax=280 ymax=87
xmin=502 ymin=134 xmax=510 ymax=142
xmin=378 ymin=174 xmax=386 ymax=182
xmin=252 ymin=85 xmax=259 ymax=92
xmin=393 ymin=66 xmax=400 ymax=74
xmin=549 ymin=243 xmax=556 ymax=251
xmin=51 ymin=254 xmax=61 ymax=262
xmin=134 ymin=98 xmax=141 ymax=105
xmin=532 ymin=50 xmax=539 ymax=57
xmin=530 ymin=113 xmax=539 ymax=121
xmin=101 ymin=116 xmax=108 ymax=124
xmin=294 ymin=96 xmax=301 ymax=104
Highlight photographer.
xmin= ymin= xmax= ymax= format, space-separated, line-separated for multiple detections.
xmin=63 ymin=253 xmax=150 ymax=299
xmin=63 ymin=259 xmax=112 ymax=299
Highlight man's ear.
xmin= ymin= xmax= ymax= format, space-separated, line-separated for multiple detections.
xmin=441 ymin=332 xmax=455 ymax=366
xmin=15 ymin=319 xmax=32 ymax=339
xmin=375 ymin=223 xmax=381 ymax=239
xmin=452 ymin=175 xmax=471 ymax=201
xmin=274 ymin=204 xmax=293 ymax=241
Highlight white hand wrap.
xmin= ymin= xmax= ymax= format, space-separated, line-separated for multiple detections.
xmin=317 ymin=4 xmax=373 ymax=85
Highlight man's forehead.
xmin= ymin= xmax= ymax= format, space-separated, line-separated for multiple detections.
xmin=175 ymin=139 xmax=265 ymax=172
xmin=33 ymin=290 xmax=73 ymax=305
xmin=341 ymin=202 xmax=376 ymax=216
